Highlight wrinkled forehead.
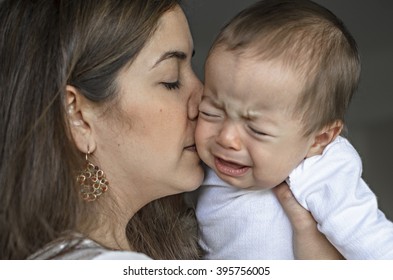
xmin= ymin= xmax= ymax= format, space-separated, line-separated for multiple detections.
xmin=205 ymin=46 xmax=306 ymax=117
xmin=208 ymin=43 xmax=310 ymax=90
xmin=211 ymin=24 xmax=325 ymax=85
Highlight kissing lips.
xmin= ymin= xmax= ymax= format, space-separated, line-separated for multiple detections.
xmin=184 ymin=144 xmax=197 ymax=152
xmin=214 ymin=157 xmax=250 ymax=177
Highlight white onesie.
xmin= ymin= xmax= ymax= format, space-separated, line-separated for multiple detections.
xmin=196 ymin=136 xmax=393 ymax=259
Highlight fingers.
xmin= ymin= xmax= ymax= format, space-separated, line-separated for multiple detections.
xmin=273 ymin=182 xmax=344 ymax=259
xmin=273 ymin=182 xmax=315 ymax=232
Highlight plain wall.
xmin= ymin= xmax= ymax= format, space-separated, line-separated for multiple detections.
xmin=184 ymin=0 xmax=393 ymax=219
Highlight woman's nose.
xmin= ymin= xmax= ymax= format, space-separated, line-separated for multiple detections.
xmin=216 ymin=122 xmax=242 ymax=151
xmin=187 ymin=74 xmax=203 ymax=121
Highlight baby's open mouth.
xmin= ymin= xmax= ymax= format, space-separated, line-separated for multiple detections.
xmin=215 ymin=157 xmax=250 ymax=177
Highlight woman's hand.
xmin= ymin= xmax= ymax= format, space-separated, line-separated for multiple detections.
xmin=273 ymin=182 xmax=344 ymax=260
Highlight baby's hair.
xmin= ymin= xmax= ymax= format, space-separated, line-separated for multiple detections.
xmin=210 ymin=0 xmax=360 ymax=135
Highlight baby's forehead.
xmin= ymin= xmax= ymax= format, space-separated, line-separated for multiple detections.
xmin=205 ymin=51 xmax=304 ymax=113
xmin=209 ymin=47 xmax=309 ymax=88
xmin=209 ymin=41 xmax=318 ymax=83
xmin=211 ymin=44 xmax=308 ymax=68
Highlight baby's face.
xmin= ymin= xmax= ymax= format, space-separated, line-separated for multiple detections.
xmin=195 ymin=49 xmax=316 ymax=189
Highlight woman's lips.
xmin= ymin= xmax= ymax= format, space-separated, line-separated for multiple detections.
xmin=184 ymin=144 xmax=197 ymax=152
xmin=214 ymin=157 xmax=250 ymax=177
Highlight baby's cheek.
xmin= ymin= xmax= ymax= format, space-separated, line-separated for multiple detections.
xmin=195 ymin=122 xmax=211 ymax=150
xmin=253 ymin=167 xmax=284 ymax=189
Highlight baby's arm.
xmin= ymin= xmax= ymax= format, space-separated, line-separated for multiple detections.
xmin=273 ymin=183 xmax=344 ymax=259
xmin=287 ymin=136 xmax=393 ymax=259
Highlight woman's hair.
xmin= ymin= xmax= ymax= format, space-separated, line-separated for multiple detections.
xmin=211 ymin=0 xmax=361 ymax=135
xmin=127 ymin=195 xmax=202 ymax=260
xmin=0 ymin=0 xmax=200 ymax=260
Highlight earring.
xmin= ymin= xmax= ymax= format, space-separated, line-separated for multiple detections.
xmin=76 ymin=148 xmax=109 ymax=202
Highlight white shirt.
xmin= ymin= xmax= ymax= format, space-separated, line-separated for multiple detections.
xmin=196 ymin=136 xmax=393 ymax=259
xmin=196 ymin=169 xmax=293 ymax=259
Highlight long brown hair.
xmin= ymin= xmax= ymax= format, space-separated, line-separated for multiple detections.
xmin=0 ymin=0 xmax=200 ymax=260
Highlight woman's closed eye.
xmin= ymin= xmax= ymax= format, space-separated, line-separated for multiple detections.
xmin=162 ymin=81 xmax=180 ymax=90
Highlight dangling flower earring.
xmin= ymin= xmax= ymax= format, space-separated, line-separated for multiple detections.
xmin=76 ymin=147 xmax=109 ymax=202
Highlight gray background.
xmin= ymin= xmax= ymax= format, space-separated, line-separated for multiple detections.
xmin=184 ymin=0 xmax=393 ymax=219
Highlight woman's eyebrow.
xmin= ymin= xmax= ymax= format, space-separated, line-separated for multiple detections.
xmin=151 ymin=50 xmax=187 ymax=69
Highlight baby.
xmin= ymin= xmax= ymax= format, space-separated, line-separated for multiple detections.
xmin=195 ymin=0 xmax=393 ymax=259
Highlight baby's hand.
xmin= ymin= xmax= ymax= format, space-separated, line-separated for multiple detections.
xmin=273 ymin=182 xmax=344 ymax=260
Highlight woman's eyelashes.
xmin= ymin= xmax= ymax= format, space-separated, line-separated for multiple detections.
xmin=162 ymin=81 xmax=180 ymax=90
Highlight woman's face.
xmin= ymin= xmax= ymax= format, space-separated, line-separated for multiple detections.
xmin=92 ymin=6 xmax=203 ymax=211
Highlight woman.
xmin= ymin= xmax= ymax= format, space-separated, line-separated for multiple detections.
xmin=0 ymin=0 xmax=341 ymax=260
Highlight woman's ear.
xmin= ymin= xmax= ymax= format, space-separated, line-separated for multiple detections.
xmin=66 ymin=85 xmax=96 ymax=154
xmin=306 ymin=120 xmax=343 ymax=157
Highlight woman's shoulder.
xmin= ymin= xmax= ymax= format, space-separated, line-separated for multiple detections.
xmin=28 ymin=234 xmax=151 ymax=260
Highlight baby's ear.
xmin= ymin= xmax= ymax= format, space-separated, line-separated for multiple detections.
xmin=65 ymin=85 xmax=96 ymax=154
xmin=306 ymin=120 xmax=343 ymax=157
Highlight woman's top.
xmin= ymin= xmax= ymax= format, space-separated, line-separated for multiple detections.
xmin=28 ymin=234 xmax=151 ymax=260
